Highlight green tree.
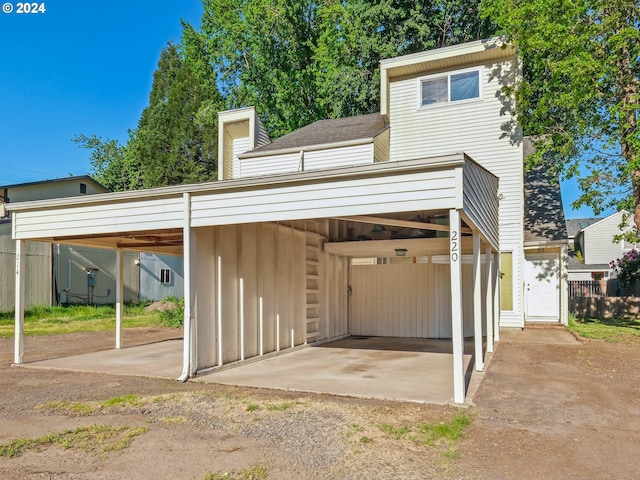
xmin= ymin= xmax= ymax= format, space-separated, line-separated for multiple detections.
xmin=481 ymin=0 xmax=640 ymax=228
xmin=131 ymin=37 xmax=223 ymax=187
xmin=72 ymin=134 xmax=142 ymax=191
xmin=201 ymin=0 xmax=495 ymax=137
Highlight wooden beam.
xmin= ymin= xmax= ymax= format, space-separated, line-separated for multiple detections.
xmin=52 ymin=228 xmax=183 ymax=242
xmin=335 ymin=215 xmax=473 ymax=234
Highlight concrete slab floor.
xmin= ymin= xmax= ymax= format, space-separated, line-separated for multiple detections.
xmin=196 ymin=337 xmax=478 ymax=404
xmin=21 ymin=337 xmax=485 ymax=404
xmin=499 ymin=327 xmax=579 ymax=345
xmin=19 ymin=339 xmax=184 ymax=379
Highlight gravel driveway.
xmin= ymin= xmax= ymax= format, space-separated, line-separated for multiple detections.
xmin=1 ymin=327 xmax=639 ymax=479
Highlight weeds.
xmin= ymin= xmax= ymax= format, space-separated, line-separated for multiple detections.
xmin=203 ymin=465 xmax=268 ymax=480
xmin=0 ymin=425 xmax=147 ymax=457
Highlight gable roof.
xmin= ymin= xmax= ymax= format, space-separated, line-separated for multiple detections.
xmin=523 ymin=138 xmax=568 ymax=245
xmin=565 ymin=218 xmax=600 ymax=238
xmin=238 ymin=113 xmax=388 ymax=158
xmin=0 ymin=175 xmax=109 ymax=192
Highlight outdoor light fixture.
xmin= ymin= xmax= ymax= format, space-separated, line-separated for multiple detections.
xmin=395 ymin=248 xmax=408 ymax=257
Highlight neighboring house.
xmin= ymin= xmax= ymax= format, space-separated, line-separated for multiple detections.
xmin=567 ymin=211 xmax=636 ymax=281
xmin=8 ymin=38 xmax=568 ymax=403
xmin=139 ymin=253 xmax=184 ymax=301
xmin=0 ymin=176 xmax=143 ymax=309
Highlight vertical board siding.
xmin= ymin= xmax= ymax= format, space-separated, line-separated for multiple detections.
xmin=0 ymin=231 xmax=51 ymax=309
xmin=193 ymin=222 xmax=307 ymax=371
xmin=255 ymin=115 xmax=271 ymax=148
xmin=351 ymin=262 xmax=483 ymax=338
xmin=388 ymin=56 xmax=524 ymax=324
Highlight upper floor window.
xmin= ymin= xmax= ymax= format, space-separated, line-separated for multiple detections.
xmin=420 ymin=68 xmax=482 ymax=107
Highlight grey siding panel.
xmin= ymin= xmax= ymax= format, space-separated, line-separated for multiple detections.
xmin=463 ymin=160 xmax=500 ymax=248
xmin=583 ymin=212 xmax=633 ymax=264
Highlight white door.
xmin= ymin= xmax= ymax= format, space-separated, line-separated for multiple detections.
xmin=524 ymin=253 xmax=560 ymax=320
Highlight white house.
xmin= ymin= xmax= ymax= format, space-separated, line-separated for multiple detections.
xmin=7 ymin=38 xmax=568 ymax=404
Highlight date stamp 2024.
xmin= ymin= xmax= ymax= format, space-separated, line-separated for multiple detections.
xmin=2 ymin=2 xmax=46 ymax=14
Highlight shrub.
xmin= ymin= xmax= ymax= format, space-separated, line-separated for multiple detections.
xmin=157 ymin=297 xmax=184 ymax=328
xmin=610 ymin=249 xmax=640 ymax=288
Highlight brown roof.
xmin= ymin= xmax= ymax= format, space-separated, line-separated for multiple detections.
xmin=240 ymin=113 xmax=388 ymax=157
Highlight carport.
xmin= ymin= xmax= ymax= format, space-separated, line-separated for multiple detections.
xmin=8 ymin=153 xmax=500 ymax=404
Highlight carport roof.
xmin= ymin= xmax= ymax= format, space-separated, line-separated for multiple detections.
xmin=7 ymin=153 xmax=499 ymax=254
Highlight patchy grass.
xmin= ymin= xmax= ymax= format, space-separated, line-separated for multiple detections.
xmin=203 ymin=465 xmax=268 ymax=480
xmin=0 ymin=303 xmax=164 ymax=338
xmin=37 ymin=393 xmax=174 ymax=416
xmin=379 ymin=410 xmax=473 ymax=457
xmin=246 ymin=403 xmax=260 ymax=412
xmin=0 ymin=424 xmax=148 ymax=457
xmin=567 ymin=315 xmax=640 ymax=342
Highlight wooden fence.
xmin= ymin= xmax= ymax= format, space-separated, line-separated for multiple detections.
xmin=568 ymin=280 xmax=607 ymax=298
xmin=570 ymin=296 xmax=640 ymax=319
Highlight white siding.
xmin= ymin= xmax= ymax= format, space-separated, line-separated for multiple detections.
xmin=238 ymin=152 xmax=300 ymax=178
xmin=232 ymin=137 xmax=251 ymax=179
xmin=190 ymin=169 xmax=458 ymax=227
xmin=193 ymin=223 xmax=307 ymax=371
xmin=583 ymin=211 xmax=633 ymax=264
xmin=139 ymin=253 xmax=183 ymax=301
xmin=350 ymin=261 xmax=483 ymax=338
xmin=388 ymin=55 xmax=524 ymax=326
xmin=13 ymin=197 xmax=184 ymax=239
xmin=304 ymin=144 xmax=373 ymax=170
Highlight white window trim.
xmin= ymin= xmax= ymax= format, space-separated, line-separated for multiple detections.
xmin=417 ymin=66 xmax=483 ymax=109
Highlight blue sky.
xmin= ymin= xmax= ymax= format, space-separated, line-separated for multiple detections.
xmin=0 ymin=1 xmax=603 ymax=219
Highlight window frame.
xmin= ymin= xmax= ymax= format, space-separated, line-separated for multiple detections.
xmin=417 ymin=66 xmax=483 ymax=109
xmin=160 ymin=268 xmax=171 ymax=284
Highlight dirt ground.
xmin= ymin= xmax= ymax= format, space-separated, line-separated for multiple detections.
xmin=1 ymin=327 xmax=639 ymax=479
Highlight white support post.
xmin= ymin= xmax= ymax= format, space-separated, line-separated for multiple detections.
xmin=217 ymin=255 xmax=223 ymax=367
xmin=239 ymin=278 xmax=245 ymax=362
xmin=115 ymin=248 xmax=124 ymax=349
xmin=493 ymin=253 xmax=500 ymax=342
xmin=178 ymin=193 xmax=193 ymax=381
xmin=472 ymin=231 xmax=483 ymax=372
xmin=485 ymin=247 xmax=494 ymax=354
xmin=259 ymin=297 xmax=264 ymax=356
xmin=276 ymin=314 xmax=280 ymax=352
xmin=14 ymin=240 xmax=25 ymax=365
xmin=449 ymin=209 xmax=465 ymax=404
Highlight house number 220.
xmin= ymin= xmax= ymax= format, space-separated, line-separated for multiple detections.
xmin=450 ymin=230 xmax=459 ymax=262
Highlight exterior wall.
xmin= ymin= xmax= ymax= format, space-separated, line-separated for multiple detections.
xmin=387 ymin=55 xmax=523 ymax=326
xmin=350 ymin=259 xmax=486 ymax=338
xmin=304 ymin=144 xmax=373 ymax=171
xmin=5 ymin=179 xmax=105 ymax=202
xmin=567 ymin=271 xmax=595 ymax=281
xmin=582 ymin=211 xmax=634 ymax=265
xmin=374 ymin=130 xmax=390 ymax=162
xmin=0 ymin=225 xmax=51 ymax=310
xmin=232 ymin=137 xmax=251 ymax=179
xmin=193 ymin=222 xmax=347 ymax=372
xmin=55 ymin=246 xmax=139 ymax=304
xmin=13 ymin=196 xmax=184 ymax=239
xmin=238 ymin=152 xmax=300 ymax=178
xmin=139 ymin=253 xmax=184 ymax=301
